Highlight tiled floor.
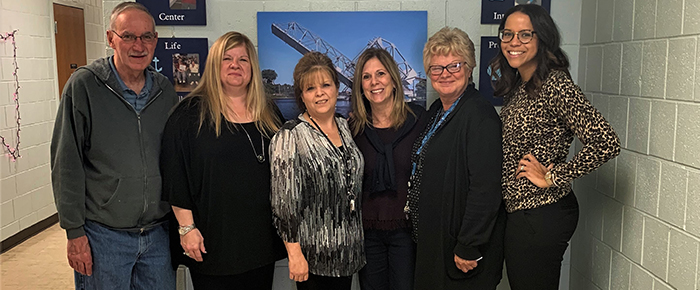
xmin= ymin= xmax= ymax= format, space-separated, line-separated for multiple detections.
xmin=0 ymin=223 xmax=561 ymax=290
xmin=1 ymin=223 xmax=73 ymax=289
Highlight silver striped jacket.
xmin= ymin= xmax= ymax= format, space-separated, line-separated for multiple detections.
xmin=270 ymin=114 xmax=366 ymax=277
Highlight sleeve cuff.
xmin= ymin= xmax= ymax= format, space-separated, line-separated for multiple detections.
xmin=454 ymin=243 xmax=482 ymax=261
xmin=280 ymin=232 xmax=298 ymax=243
xmin=66 ymin=226 xmax=85 ymax=240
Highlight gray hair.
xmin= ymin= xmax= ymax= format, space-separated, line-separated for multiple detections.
xmin=109 ymin=2 xmax=155 ymax=31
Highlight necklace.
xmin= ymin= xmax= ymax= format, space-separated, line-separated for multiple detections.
xmin=405 ymin=96 xmax=462 ymax=217
xmin=307 ymin=113 xmax=357 ymax=212
xmin=239 ymin=124 xmax=265 ymax=164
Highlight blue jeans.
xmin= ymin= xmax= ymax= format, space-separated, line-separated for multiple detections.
xmin=359 ymin=227 xmax=416 ymax=290
xmin=74 ymin=220 xmax=176 ymax=290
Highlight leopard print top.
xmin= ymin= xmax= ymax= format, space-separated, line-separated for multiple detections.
xmin=500 ymin=70 xmax=620 ymax=213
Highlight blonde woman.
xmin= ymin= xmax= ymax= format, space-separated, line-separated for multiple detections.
xmin=161 ymin=31 xmax=285 ymax=289
xmin=406 ymin=27 xmax=505 ymax=289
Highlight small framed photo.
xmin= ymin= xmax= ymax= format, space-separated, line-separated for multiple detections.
xmin=153 ymin=38 xmax=209 ymax=98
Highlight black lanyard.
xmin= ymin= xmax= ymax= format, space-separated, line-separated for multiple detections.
xmin=307 ymin=113 xmax=357 ymax=212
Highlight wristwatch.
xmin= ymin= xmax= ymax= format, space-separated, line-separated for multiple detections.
xmin=178 ymin=224 xmax=196 ymax=236
xmin=544 ymin=170 xmax=555 ymax=187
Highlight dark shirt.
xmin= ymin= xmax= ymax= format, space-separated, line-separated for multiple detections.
xmin=161 ymin=97 xmax=285 ymax=275
xmin=354 ymin=107 xmax=426 ymax=230
xmin=408 ymin=84 xmax=505 ymax=289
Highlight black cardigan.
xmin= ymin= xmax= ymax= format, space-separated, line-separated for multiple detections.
xmin=161 ymin=98 xmax=286 ymax=275
xmin=409 ymin=84 xmax=506 ymax=289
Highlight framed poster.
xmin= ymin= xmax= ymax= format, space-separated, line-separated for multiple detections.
xmin=152 ymin=37 xmax=209 ymax=98
xmin=478 ymin=36 xmax=503 ymax=106
xmin=258 ymin=11 xmax=427 ymax=120
xmin=481 ymin=0 xmax=551 ymax=24
xmin=137 ymin=0 xmax=206 ymax=26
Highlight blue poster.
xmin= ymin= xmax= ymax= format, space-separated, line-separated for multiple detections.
xmin=153 ymin=38 xmax=209 ymax=98
xmin=478 ymin=36 xmax=503 ymax=106
xmin=258 ymin=11 xmax=427 ymax=120
xmin=137 ymin=0 xmax=206 ymax=26
xmin=481 ymin=0 xmax=551 ymax=24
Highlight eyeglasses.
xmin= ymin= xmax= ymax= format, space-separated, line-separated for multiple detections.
xmin=111 ymin=30 xmax=157 ymax=44
xmin=499 ymin=30 xmax=536 ymax=44
xmin=428 ymin=62 xmax=467 ymax=76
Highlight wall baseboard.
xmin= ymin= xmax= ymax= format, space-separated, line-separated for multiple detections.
xmin=1 ymin=213 xmax=59 ymax=253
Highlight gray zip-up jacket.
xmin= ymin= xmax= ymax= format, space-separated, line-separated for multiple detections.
xmin=51 ymin=57 xmax=179 ymax=239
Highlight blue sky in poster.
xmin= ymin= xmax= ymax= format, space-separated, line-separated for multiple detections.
xmin=257 ymin=11 xmax=427 ymax=86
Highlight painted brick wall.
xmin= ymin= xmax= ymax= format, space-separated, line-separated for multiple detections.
xmin=572 ymin=0 xmax=700 ymax=289
xmin=0 ymin=0 xmax=104 ymax=241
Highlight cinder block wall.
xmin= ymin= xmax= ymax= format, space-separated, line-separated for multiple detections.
xmin=97 ymin=0 xmax=581 ymax=289
xmin=0 ymin=0 xmax=105 ymax=241
xmin=571 ymin=0 xmax=700 ymax=289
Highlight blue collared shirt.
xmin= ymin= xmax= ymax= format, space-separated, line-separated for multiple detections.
xmin=109 ymin=56 xmax=153 ymax=112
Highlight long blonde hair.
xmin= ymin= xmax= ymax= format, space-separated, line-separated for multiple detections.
xmin=350 ymin=48 xmax=412 ymax=136
xmin=186 ymin=31 xmax=280 ymax=136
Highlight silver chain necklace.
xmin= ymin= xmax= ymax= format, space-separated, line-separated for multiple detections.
xmin=239 ymin=124 xmax=265 ymax=163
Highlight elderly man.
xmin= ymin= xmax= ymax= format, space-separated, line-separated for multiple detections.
xmin=50 ymin=2 xmax=178 ymax=289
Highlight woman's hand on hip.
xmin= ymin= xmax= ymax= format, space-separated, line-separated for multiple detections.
xmin=517 ymin=153 xmax=553 ymax=188
xmin=180 ymin=229 xmax=206 ymax=262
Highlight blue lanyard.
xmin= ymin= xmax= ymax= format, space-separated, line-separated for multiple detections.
xmin=411 ymin=97 xmax=461 ymax=175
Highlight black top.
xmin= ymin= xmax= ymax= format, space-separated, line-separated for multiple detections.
xmin=353 ymin=103 xmax=426 ymax=230
xmin=161 ymin=97 xmax=286 ymax=275
xmin=408 ymin=84 xmax=506 ymax=289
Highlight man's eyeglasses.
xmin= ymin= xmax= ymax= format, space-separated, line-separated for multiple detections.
xmin=499 ymin=30 xmax=536 ymax=44
xmin=111 ymin=30 xmax=157 ymax=44
xmin=428 ymin=62 xmax=467 ymax=76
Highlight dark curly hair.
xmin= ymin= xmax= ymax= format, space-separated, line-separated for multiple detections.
xmin=489 ymin=4 xmax=570 ymax=98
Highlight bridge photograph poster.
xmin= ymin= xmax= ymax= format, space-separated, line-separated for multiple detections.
xmin=257 ymin=11 xmax=428 ymax=120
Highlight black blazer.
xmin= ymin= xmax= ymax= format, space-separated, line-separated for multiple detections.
xmin=413 ymin=84 xmax=506 ymax=289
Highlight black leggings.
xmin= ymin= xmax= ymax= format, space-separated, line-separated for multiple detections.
xmin=189 ymin=263 xmax=275 ymax=290
xmin=504 ymin=193 xmax=579 ymax=290
xmin=296 ymin=273 xmax=353 ymax=290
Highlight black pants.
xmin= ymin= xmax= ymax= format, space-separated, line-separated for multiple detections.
xmin=504 ymin=192 xmax=579 ymax=290
xmin=296 ymin=273 xmax=353 ymax=290
xmin=189 ymin=263 xmax=275 ymax=290
xmin=358 ymin=228 xmax=416 ymax=290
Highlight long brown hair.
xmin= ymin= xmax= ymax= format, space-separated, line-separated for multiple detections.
xmin=350 ymin=48 xmax=413 ymax=136
xmin=186 ymin=31 xmax=280 ymax=136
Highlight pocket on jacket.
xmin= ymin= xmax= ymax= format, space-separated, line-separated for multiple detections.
xmin=445 ymin=235 xmax=483 ymax=280
xmin=99 ymin=177 xmax=142 ymax=226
